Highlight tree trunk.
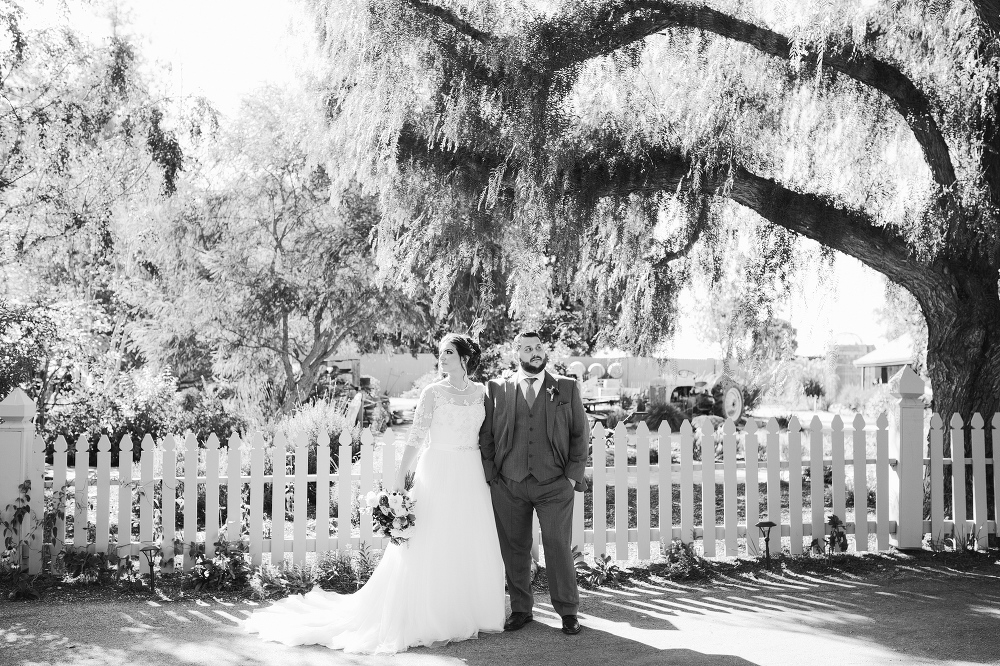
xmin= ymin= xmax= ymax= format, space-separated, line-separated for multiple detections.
xmin=919 ymin=272 xmax=1000 ymax=527
xmin=921 ymin=281 xmax=1000 ymax=440
xmin=280 ymin=362 xmax=326 ymax=414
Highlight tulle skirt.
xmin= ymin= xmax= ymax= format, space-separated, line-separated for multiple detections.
xmin=244 ymin=446 xmax=506 ymax=654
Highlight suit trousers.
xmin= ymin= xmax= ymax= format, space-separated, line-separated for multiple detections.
xmin=491 ymin=474 xmax=579 ymax=617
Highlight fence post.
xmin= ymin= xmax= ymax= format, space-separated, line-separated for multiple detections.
xmin=0 ymin=388 xmax=36 ymax=502
xmin=889 ymin=365 xmax=926 ymax=550
xmin=0 ymin=389 xmax=37 ymax=562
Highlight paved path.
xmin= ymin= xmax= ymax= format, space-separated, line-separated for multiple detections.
xmin=3 ymin=564 xmax=1000 ymax=666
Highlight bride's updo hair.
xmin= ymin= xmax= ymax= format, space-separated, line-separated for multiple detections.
xmin=440 ymin=333 xmax=482 ymax=375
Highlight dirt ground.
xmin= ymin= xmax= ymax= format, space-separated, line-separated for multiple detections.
xmin=3 ymin=559 xmax=999 ymax=666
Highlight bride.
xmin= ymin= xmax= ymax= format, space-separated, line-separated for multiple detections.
xmin=244 ymin=333 xmax=505 ymax=654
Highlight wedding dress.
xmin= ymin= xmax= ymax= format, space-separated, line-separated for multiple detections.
xmin=244 ymin=382 xmax=505 ymax=654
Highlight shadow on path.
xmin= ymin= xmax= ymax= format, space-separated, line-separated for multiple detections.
xmin=0 ymin=602 xmax=756 ymax=666
xmin=4 ymin=567 xmax=1000 ymax=666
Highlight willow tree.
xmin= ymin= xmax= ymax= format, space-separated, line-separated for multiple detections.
xmin=0 ymin=6 xmax=182 ymax=299
xmin=310 ymin=0 xmax=1000 ymax=420
xmin=121 ymin=86 xmax=431 ymax=412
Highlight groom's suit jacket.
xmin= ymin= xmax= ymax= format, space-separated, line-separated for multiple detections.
xmin=479 ymin=371 xmax=590 ymax=491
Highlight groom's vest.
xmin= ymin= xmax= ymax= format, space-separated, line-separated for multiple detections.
xmin=502 ymin=385 xmax=561 ymax=483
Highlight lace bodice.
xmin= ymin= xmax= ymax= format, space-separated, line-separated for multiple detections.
xmin=405 ymin=382 xmax=485 ymax=452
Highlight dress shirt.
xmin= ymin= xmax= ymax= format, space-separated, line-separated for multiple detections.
xmin=515 ymin=367 xmax=549 ymax=398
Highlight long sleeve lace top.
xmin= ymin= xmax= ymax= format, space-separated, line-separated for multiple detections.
xmin=404 ymin=382 xmax=486 ymax=451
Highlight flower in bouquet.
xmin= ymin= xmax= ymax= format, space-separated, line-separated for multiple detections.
xmin=360 ymin=485 xmax=416 ymax=546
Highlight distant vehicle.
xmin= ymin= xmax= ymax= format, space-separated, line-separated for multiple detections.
xmin=312 ymin=359 xmax=392 ymax=428
xmin=652 ymin=370 xmax=745 ymax=421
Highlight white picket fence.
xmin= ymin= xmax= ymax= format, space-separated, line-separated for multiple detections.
xmin=1 ymin=366 xmax=998 ymax=574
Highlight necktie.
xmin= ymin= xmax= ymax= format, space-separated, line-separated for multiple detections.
xmin=524 ymin=377 xmax=537 ymax=408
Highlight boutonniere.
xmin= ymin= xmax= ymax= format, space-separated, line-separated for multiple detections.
xmin=546 ymin=385 xmax=559 ymax=402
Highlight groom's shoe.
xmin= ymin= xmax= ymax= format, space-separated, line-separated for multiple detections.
xmin=503 ymin=612 xmax=533 ymax=632
xmin=561 ymin=615 xmax=581 ymax=635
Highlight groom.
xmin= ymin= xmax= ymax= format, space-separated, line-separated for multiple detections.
xmin=479 ymin=330 xmax=590 ymax=636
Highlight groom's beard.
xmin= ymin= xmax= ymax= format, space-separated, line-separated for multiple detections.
xmin=520 ymin=356 xmax=548 ymax=374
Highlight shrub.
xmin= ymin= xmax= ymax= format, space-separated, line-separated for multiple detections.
xmin=175 ymin=387 xmax=248 ymax=444
xmin=0 ymin=300 xmax=54 ymax=400
xmin=39 ymin=367 xmax=180 ymax=466
xmin=643 ymin=403 xmax=687 ymax=433
xmin=603 ymin=407 xmax=629 ymax=429
xmin=272 ymin=398 xmax=351 ymax=448
xmin=741 ymin=382 xmax=765 ymax=413
xmin=249 ymin=564 xmax=293 ymax=600
xmin=657 ymin=538 xmax=711 ymax=580
xmin=183 ymin=539 xmax=252 ymax=592
xmin=315 ymin=546 xmax=381 ymax=593
xmin=315 ymin=550 xmax=357 ymax=591
xmin=802 ymin=378 xmax=825 ymax=399
xmin=572 ymin=546 xmax=628 ymax=587
xmin=57 ymin=546 xmax=114 ymax=585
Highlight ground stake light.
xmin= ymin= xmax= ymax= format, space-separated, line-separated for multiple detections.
xmin=754 ymin=520 xmax=777 ymax=570
xmin=140 ymin=545 xmax=159 ymax=593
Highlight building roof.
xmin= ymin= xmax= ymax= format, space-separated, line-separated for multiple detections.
xmin=852 ymin=333 xmax=915 ymax=367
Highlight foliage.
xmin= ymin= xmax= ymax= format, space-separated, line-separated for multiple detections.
xmin=802 ymin=378 xmax=826 ymax=400
xmin=0 ymin=8 xmax=182 ymax=422
xmin=270 ymin=397 xmax=362 ymax=473
xmin=183 ymin=539 xmax=252 ymax=592
xmin=123 ymin=85 xmax=426 ymax=414
xmin=280 ymin=564 xmax=318 ymax=596
xmin=1 ymin=480 xmax=41 ymax=599
xmin=111 ymin=552 xmax=146 ymax=591
xmin=249 ymin=543 xmax=382 ymax=599
xmin=572 ymin=546 xmax=627 ymax=587
xmin=657 ymin=538 xmax=712 ymax=581
xmin=302 ymin=0 xmax=1000 ymax=425
xmin=249 ymin=563 xmax=298 ymax=600
xmin=690 ymin=266 xmax=798 ymax=370
xmin=945 ymin=526 xmax=983 ymax=554
xmin=175 ymin=386 xmax=249 ymax=445
xmin=599 ymin=407 xmax=629 ymax=430
xmin=36 ymin=369 xmax=249 ymax=465
xmin=471 ymin=345 xmax=516 ymax=384
xmin=38 ymin=367 xmax=179 ymax=461
xmin=57 ymin=546 xmax=114 ymax=585
xmin=643 ymin=403 xmax=687 ymax=433
xmin=926 ymin=526 xmax=985 ymax=555
xmin=876 ymin=282 xmax=928 ymax=375
xmin=862 ymin=385 xmax=896 ymax=421
xmin=314 ymin=550 xmax=357 ymax=591
xmin=351 ymin=541 xmax=380 ymax=586
xmin=827 ymin=515 xmax=848 ymax=554
xmin=0 ymin=301 xmax=55 ymax=400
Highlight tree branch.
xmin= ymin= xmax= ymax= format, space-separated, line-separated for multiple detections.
xmin=971 ymin=0 xmax=1000 ymax=36
xmin=401 ymin=0 xmax=492 ymax=45
xmin=397 ymin=124 xmax=958 ymax=318
xmin=655 ymin=202 xmax=709 ymax=265
xmin=540 ymin=1 xmax=957 ymax=189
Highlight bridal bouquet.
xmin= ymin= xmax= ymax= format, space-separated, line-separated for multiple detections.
xmin=364 ymin=486 xmax=416 ymax=546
